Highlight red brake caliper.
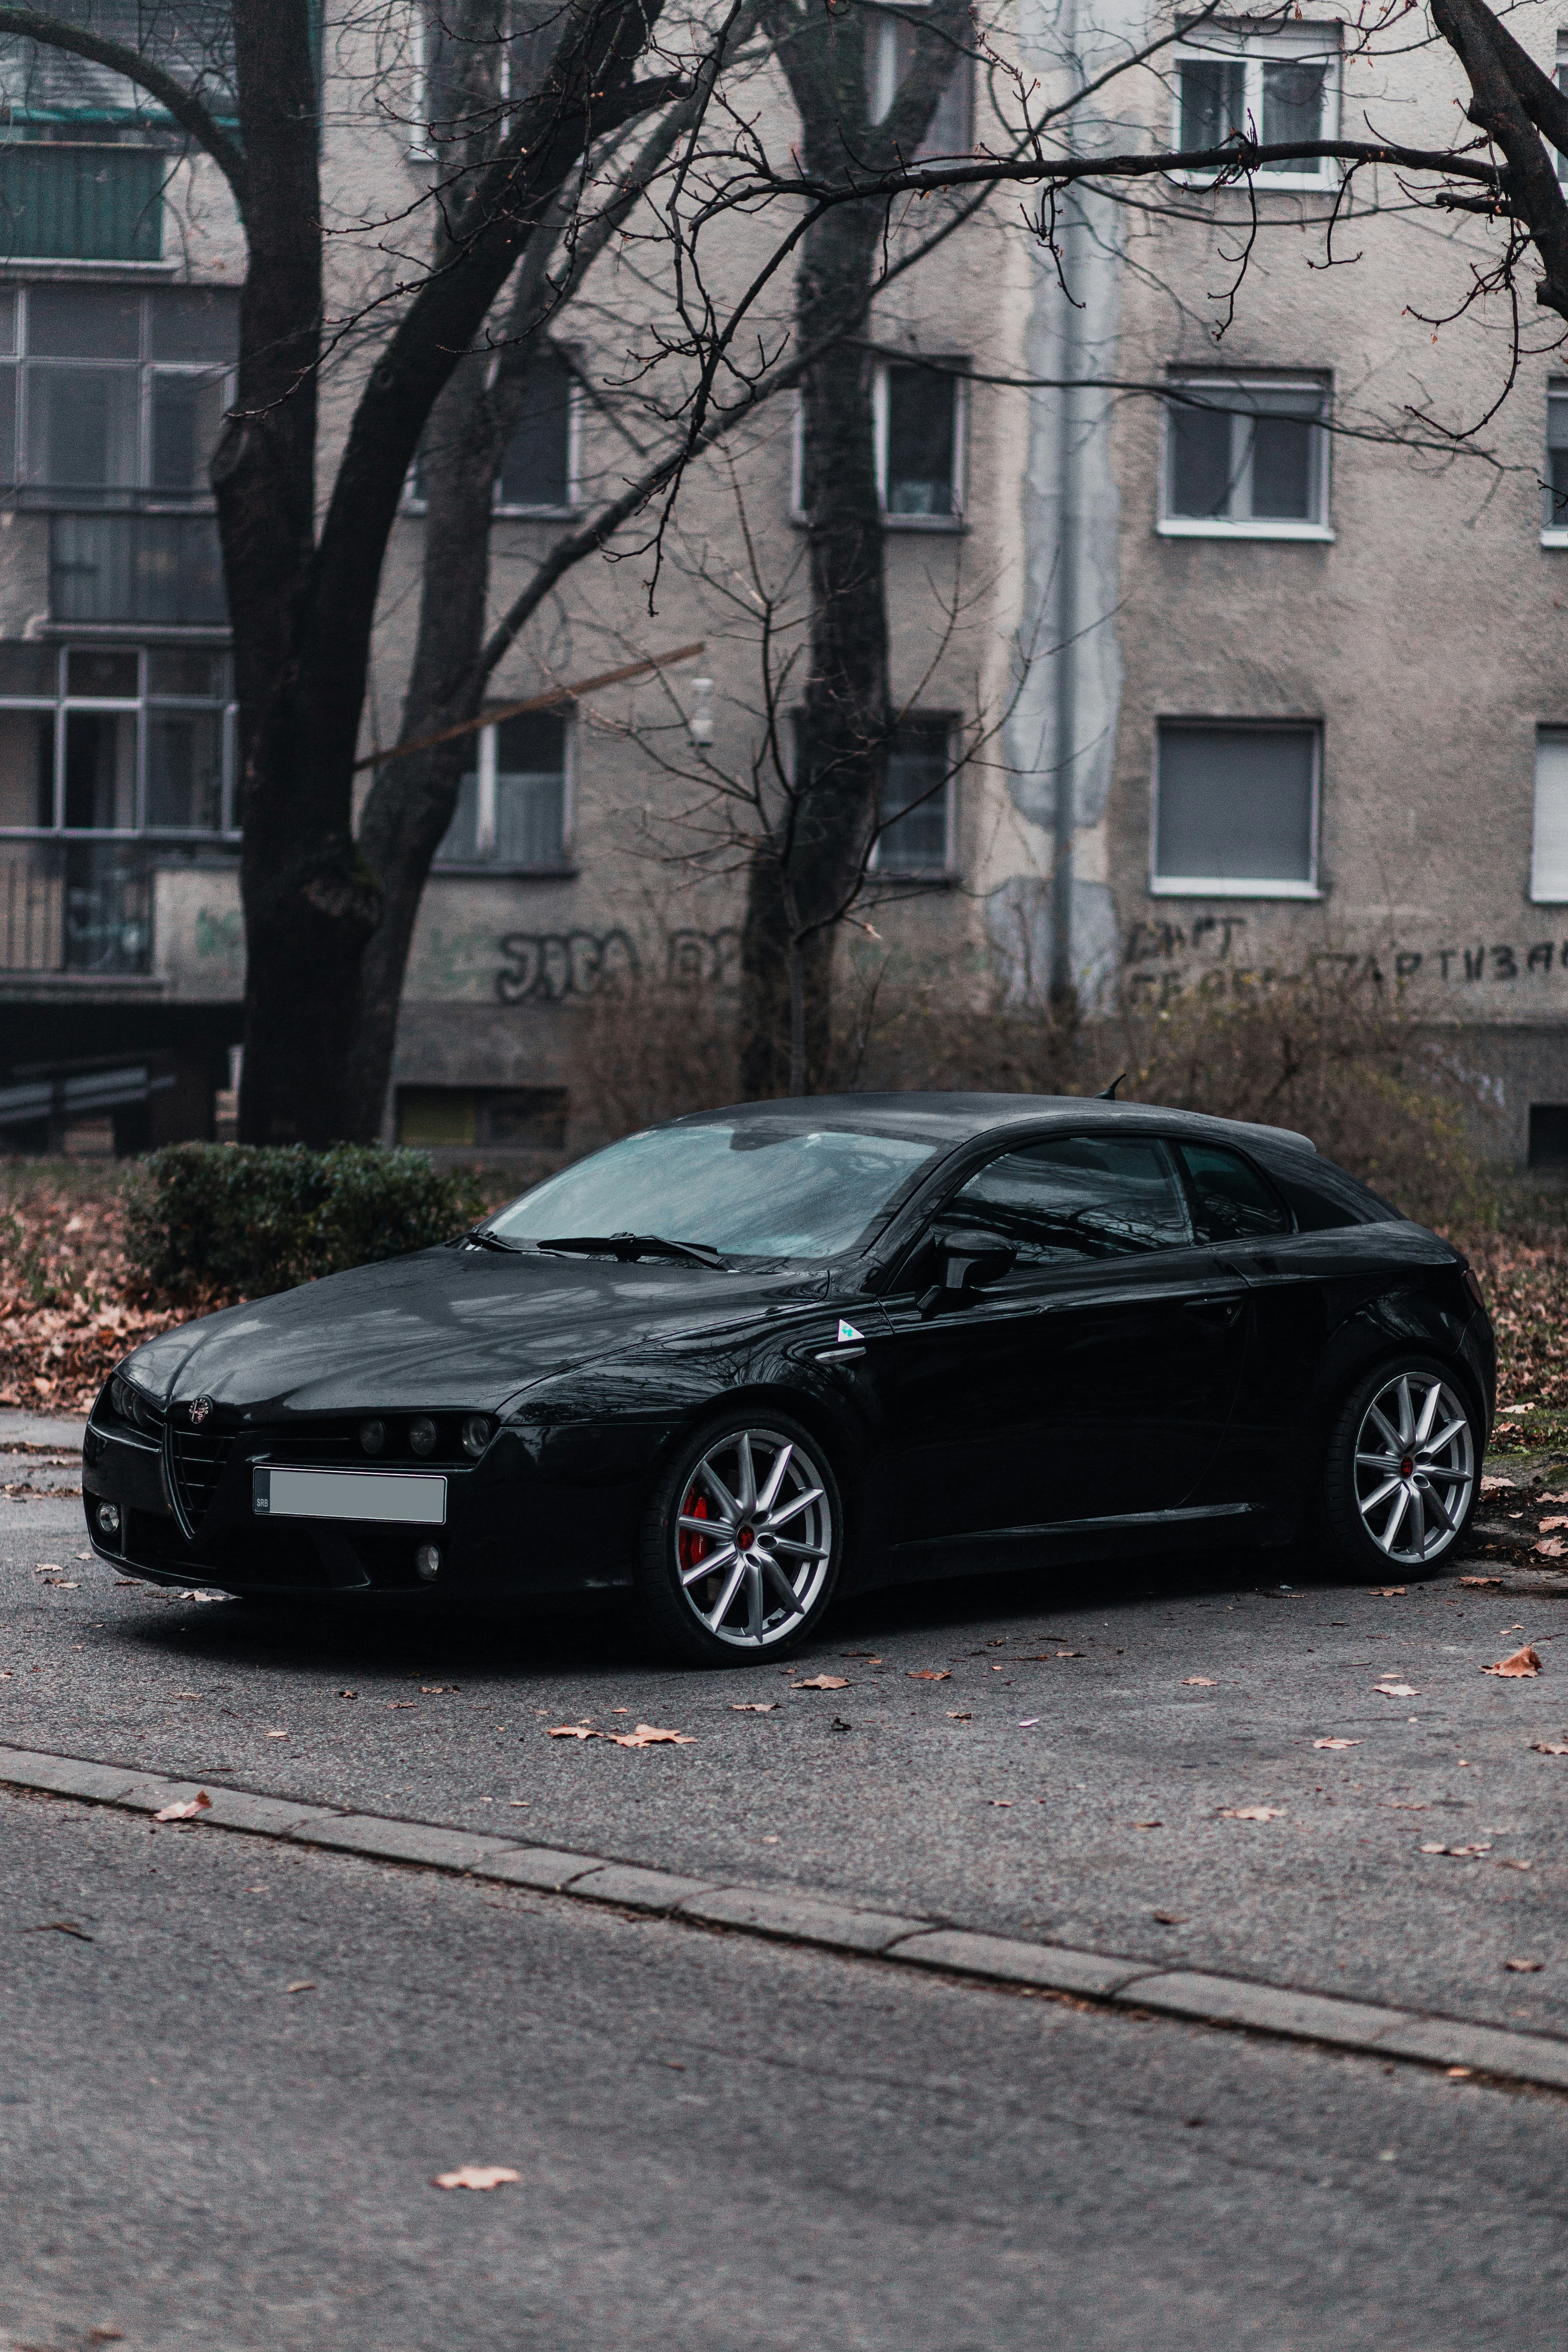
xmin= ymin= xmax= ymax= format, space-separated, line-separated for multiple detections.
xmin=678 ymin=1487 xmax=710 ymax=1574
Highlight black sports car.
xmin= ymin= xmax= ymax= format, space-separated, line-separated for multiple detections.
xmin=83 ymin=1095 xmax=1495 ymax=1663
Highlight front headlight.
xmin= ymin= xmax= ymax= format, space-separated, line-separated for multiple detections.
xmin=110 ymin=1370 xmax=159 ymax=1435
xmin=461 ymin=1415 xmax=493 ymax=1460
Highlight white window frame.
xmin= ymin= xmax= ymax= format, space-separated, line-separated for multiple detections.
xmin=1158 ymin=373 xmax=1332 ymax=542
xmin=432 ymin=707 xmax=573 ymax=870
xmin=867 ymin=3 xmax=974 ymax=156
xmin=410 ymin=0 xmax=514 ymax=162
xmin=788 ymin=363 xmax=966 ymax=529
xmin=868 ymin=714 xmax=958 ymax=876
xmin=1170 ymin=21 xmax=1342 ymax=194
xmin=1532 ymin=729 xmax=1568 ymax=903
xmin=492 ymin=359 xmax=580 ymax=518
xmin=0 ymin=640 xmax=238 ymax=837
xmin=1543 ymin=381 xmax=1568 ymax=547
xmin=1149 ymin=717 xmax=1323 ymax=900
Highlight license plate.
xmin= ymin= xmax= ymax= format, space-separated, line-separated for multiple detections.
xmin=252 ymin=1465 xmax=447 ymax=1525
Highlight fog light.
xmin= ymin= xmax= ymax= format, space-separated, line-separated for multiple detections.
xmin=359 ymin=1418 xmax=385 ymax=1456
xmin=414 ymin=1543 xmax=441 ymax=1582
xmin=408 ymin=1416 xmax=437 ymax=1457
xmin=96 ymin=1501 xmax=121 ymax=1537
xmin=461 ymin=1414 xmax=492 ymax=1459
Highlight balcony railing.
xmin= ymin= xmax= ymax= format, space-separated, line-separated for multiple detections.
xmin=51 ymin=512 xmax=227 ymax=627
xmin=0 ymin=839 xmax=153 ymax=974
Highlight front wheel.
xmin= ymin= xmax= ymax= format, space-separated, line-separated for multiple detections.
xmin=635 ymin=1412 xmax=843 ymax=1665
xmin=1319 ymin=1355 xmax=1479 ymax=1580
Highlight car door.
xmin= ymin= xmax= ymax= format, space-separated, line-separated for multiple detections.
xmin=880 ymin=1133 xmax=1250 ymax=1545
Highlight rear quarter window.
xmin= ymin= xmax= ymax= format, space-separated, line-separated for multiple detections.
xmin=1252 ymin=1148 xmax=1403 ymax=1231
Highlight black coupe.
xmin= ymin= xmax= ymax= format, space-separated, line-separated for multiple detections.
xmin=84 ymin=1095 xmax=1495 ymax=1663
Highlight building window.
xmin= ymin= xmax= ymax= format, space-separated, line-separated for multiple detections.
xmin=874 ymin=361 xmax=963 ymax=523
xmin=0 ymin=641 xmax=234 ymax=835
xmin=1544 ymin=385 xmax=1568 ymax=539
xmin=415 ymin=0 xmax=562 ymax=156
xmin=0 ymin=142 xmax=165 ymax=263
xmin=1153 ymin=720 xmax=1320 ymax=898
xmin=410 ymin=347 xmax=577 ymax=517
xmin=435 ymin=709 xmax=569 ymax=869
xmin=1174 ymin=26 xmax=1341 ymax=190
xmin=0 ymin=284 xmax=237 ymax=502
xmin=866 ymin=4 xmax=972 ymax=158
xmin=1532 ymin=731 xmax=1568 ymax=901
xmin=1528 ymin=1105 xmax=1568 ymax=1170
xmin=872 ymin=717 xmax=956 ymax=873
xmin=1161 ymin=377 xmax=1330 ymax=538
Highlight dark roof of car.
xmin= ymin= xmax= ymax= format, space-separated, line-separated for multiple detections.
xmin=682 ymin=1094 xmax=1317 ymax=1155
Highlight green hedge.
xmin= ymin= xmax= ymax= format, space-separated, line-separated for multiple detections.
xmin=122 ymin=1144 xmax=490 ymax=1302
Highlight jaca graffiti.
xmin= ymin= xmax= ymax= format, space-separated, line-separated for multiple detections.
xmin=496 ymin=930 xmax=638 ymax=1004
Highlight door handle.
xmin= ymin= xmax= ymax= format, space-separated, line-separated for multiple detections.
xmin=1183 ymin=1296 xmax=1243 ymax=1327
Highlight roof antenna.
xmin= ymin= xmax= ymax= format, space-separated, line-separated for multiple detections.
xmin=1095 ymin=1072 xmax=1127 ymax=1101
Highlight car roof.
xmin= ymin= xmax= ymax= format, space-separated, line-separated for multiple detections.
xmin=680 ymin=1093 xmax=1318 ymax=1155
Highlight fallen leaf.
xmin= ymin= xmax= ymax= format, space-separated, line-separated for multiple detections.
xmin=153 ymin=1791 xmax=211 ymax=1823
xmin=263 ymin=1729 xmax=288 ymax=1738
xmin=1461 ymin=1576 xmax=1504 ymax=1589
xmin=1530 ymin=1739 xmax=1568 ymax=1755
xmin=547 ymin=1724 xmax=600 ymax=1739
xmin=1054 ymin=1651 xmax=1084 ymax=1660
xmin=338 ymin=1688 xmax=358 ymax=1699
xmin=1018 ymin=1716 xmax=1041 ymax=1728
xmin=729 ymin=1701 xmax=779 ymax=1712
xmin=1505 ymin=1957 xmax=1545 ymax=1972
xmin=34 ymin=1561 xmax=62 ymax=1571
xmin=34 ymin=1919 xmax=93 ymax=1941
xmin=1539 ymin=1517 xmax=1568 ymax=1532
xmin=1480 ymin=1475 xmax=1516 ymax=1491
xmin=172 ymin=1691 xmax=203 ymax=1700
xmin=605 ymin=1723 xmax=695 ymax=1746
xmin=1133 ymin=1819 xmax=1163 ymax=1829
xmin=1314 ymin=1737 xmax=1361 ymax=1751
xmin=1371 ymin=1587 xmax=1408 ymax=1598
xmin=791 ymin=1674 xmax=850 ymax=1690
xmin=1495 ymin=1857 xmax=1534 ymax=1870
xmin=840 ymin=1653 xmax=882 ymax=1663
xmin=386 ymin=1701 xmax=417 ymax=1710
xmin=1482 ymin=1646 xmax=1541 ymax=1678
xmin=945 ymin=1710 xmax=972 ymax=1720
xmin=1446 ymin=2067 xmax=1473 ymax=2079
xmin=113 ymin=1578 xmax=138 ymax=1587
xmin=905 ymin=1670 xmax=950 ymax=1682
xmin=1219 ymin=1805 xmax=1286 ymax=1821
xmin=983 ymin=1798 xmax=1014 ymax=1807
xmin=1540 ymin=1491 xmax=1568 ymax=1504
xmin=1374 ymin=1682 xmax=1420 ymax=1699
xmin=433 ymin=2165 xmax=520 ymax=2191
xmin=1535 ymin=1538 xmax=1566 ymax=1558
xmin=1153 ymin=1912 xmax=1186 ymax=1924
xmin=1182 ymin=1676 xmax=1217 ymax=1687
xmin=421 ymin=1684 xmax=460 ymax=1694
xmin=286 ymin=1979 xmax=315 ymax=1994
xmin=1384 ymin=1801 xmax=1428 ymax=1810
xmin=1418 ymin=1842 xmax=1449 ymax=1854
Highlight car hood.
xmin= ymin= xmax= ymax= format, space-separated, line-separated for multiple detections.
xmin=119 ymin=1246 xmax=824 ymax=1420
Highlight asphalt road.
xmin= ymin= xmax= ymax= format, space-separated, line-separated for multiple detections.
xmin=4 ymin=1785 xmax=1567 ymax=2352
xmin=2 ymin=1440 xmax=1565 ymax=2038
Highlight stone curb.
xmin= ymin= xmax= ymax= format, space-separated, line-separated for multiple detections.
xmin=3 ymin=1740 xmax=1566 ymax=2094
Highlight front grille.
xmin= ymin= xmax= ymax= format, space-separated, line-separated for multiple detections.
xmin=169 ymin=1419 xmax=237 ymax=1532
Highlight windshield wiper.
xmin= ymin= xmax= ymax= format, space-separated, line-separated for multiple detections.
xmin=535 ymin=1232 xmax=729 ymax=1268
xmin=459 ymin=1226 xmax=522 ymax=1253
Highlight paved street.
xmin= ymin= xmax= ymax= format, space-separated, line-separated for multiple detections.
xmin=3 ymin=1415 xmax=1568 ymax=2347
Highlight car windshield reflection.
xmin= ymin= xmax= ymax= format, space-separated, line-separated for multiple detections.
xmin=487 ymin=1121 xmax=940 ymax=1260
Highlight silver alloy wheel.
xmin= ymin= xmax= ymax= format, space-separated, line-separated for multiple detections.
xmin=1352 ymin=1370 xmax=1475 ymax=1567
xmin=674 ymin=1425 xmax=835 ymax=1648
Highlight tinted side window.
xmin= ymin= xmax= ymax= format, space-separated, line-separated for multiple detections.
xmin=1178 ymin=1143 xmax=1291 ymax=1243
xmin=949 ymin=1137 xmax=1191 ymax=1266
xmin=1251 ymin=1147 xmax=1401 ymax=1230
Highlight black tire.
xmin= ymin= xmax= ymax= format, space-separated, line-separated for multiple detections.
xmin=1317 ymin=1353 xmax=1480 ymax=1582
xmin=635 ymin=1409 xmax=845 ymax=1666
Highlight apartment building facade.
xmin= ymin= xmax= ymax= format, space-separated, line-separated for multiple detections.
xmin=2 ymin=1 xmax=1566 ymax=1164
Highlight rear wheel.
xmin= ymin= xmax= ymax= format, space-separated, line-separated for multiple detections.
xmin=1319 ymin=1355 xmax=1479 ymax=1579
xmin=635 ymin=1412 xmax=843 ymax=1665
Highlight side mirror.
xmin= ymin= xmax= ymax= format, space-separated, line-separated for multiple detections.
xmin=919 ymin=1228 xmax=1017 ymax=1317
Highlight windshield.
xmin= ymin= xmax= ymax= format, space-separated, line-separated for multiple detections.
xmin=487 ymin=1121 xmax=940 ymax=1260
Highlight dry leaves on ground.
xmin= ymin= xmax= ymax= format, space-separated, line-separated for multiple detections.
xmin=432 ymin=2165 xmax=520 ymax=2191
xmin=1371 ymin=1586 xmax=1408 ymax=1598
xmin=1482 ymin=1646 xmax=1541 ymax=1678
xmin=286 ymin=1979 xmax=315 ymax=1994
xmin=1505 ymin=1958 xmax=1546 ymax=1972
xmin=791 ymin=1674 xmax=849 ymax=1690
xmin=729 ymin=1701 xmax=778 ymax=1712
xmin=1531 ymin=1739 xmax=1568 ymax=1755
xmin=1220 ymin=1805 xmax=1286 ymax=1822
xmin=1540 ymin=1517 xmax=1568 ymax=1532
xmin=1536 ymin=1538 xmax=1567 ymax=1558
xmin=609 ymin=1724 xmax=695 ymax=1747
xmin=1374 ymin=1681 xmax=1420 ymax=1698
xmin=1182 ymin=1676 xmax=1217 ymax=1687
xmin=1480 ymin=1474 xmax=1516 ymax=1491
xmin=1314 ymin=1737 xmax=1360 ymax=1751
xmin=153 ymin=1790 xmax=211 ymax=1823
xmin=905 ymin=1669 xmax=950 ymax=1681
xmin=1462 ymin=1575 xmax=1504 ymax=1589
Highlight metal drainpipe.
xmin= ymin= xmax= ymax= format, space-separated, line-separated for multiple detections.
xmin=1049 ymin=0 xmax=1084 ymax=1009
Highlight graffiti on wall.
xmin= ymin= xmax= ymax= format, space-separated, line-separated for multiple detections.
xmin=666 ymin=927 xmax=741 ymax=987
xmin=1123 ymin=913 xmax=1568 ymax=1001
xmin=496 ymin=929 xmax=640 ymax=1004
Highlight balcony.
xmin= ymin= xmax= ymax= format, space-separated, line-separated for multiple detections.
xmin=50 ymin=512 xmax=227 ymax=627
xmin=0 ymin=144 xmax=164 ymax=263
xmin=0 ymin=838 xmax=153 ymax=974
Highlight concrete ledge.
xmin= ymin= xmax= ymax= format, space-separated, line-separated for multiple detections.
xmin=678 ymin=1886 xmax=928 ymax=1954
xmin=888 ymin=1929 xmax=1148 ymax=1999
xmin=287 ymin=1815 xmax=517 ymax=1872
xmin=1121 ymin=1972 xmax=1404 ymax=2049
xmin=568 ymin=1864 xmax=718 ymax=1913
xmin=5 ymin=1740 xmax=1568 ymax=2094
